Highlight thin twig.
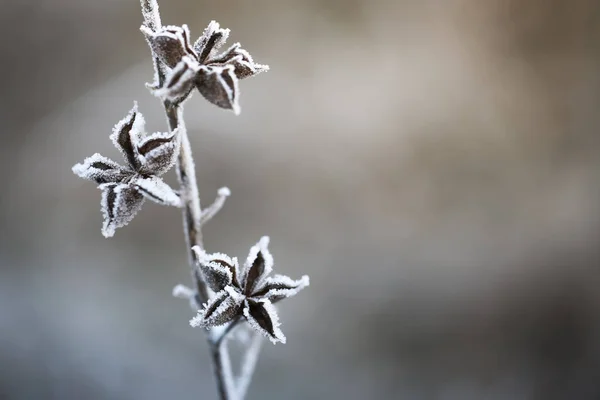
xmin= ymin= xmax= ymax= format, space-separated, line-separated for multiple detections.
xmin=235 ymin=333 xmax=263 ymax=399
xmin=164 ymin=102 xmax=209 ymax=304
xmin=140 ymin=0 xmax=161 ymax=30
xmin=200 ymin=187 xmax=231 ymax=226
xmin=164 ymin=102 xmax=234 ymax=400
xmin=210 ymin=340 xmax=235 ymax=400
xmin=213 ymin=317 xmax=242 ymax=347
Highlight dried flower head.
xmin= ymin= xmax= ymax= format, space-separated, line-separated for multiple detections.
xmin=72 ymin=103 xmax=181 ymax=237
xmin=141 ymin=21 xmax=269 ymax=113
xmin=190 ymin=237 xmax=309 ymax=344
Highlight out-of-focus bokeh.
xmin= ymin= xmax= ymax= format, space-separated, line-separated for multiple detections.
xmin=1 ymin=0 xmax=600 ymax=399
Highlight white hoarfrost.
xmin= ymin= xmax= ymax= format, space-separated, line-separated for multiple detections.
xmin=200 ymin=186 xmax=231 ymax=225
xmin=243 ymin=299 xmax=286 ymax=344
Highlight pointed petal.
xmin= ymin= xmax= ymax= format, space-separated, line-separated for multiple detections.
xmin=195 ymin=65 xmax=240 ymax=114
xmin=99 ymin=183 xmax=145 ymax=238
xmin=208 ymin=42 xmax=270 ymax=79
xmin=242 ymin=236 xmax=273 ymax=296
xmin=72 ymin=153 xmax=131 ymax=184
xmin=243 ymin=299 xmax=286 ymax=344
xmin=192 ymin=246 xmax=239 ymax=291
xmin=110 ymin=103 xmax=145 ymax=170
xmin=131 ymin=176 xmax=181 ymax=207
xmin=135 ymin=128 xmax=181 ymax=176
xmin=155 ymin=56 xmax=200 ymax=104
xmin=193 ymin=20 xmax=230 ymax=63
xmin=252 ymin=274 xmax=310 ymax=303
xmin=140 ymin=24 xmax=197 ymax=68
xmin=190 ymin=287 xmax=244 ymax=328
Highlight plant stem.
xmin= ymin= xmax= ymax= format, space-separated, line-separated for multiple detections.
xmin=140 ymin=0 xmax=161 ymax=30
xmin=140 ymin=2 xmax=261 ymax=399
xmin=141 ymin=1 xmax=231 ymax=397
xmin=211 ymin=341 xmax=235 ymax=400
xmin=165 ymin=103 xmax=232 ymax=400
xmin=236 ymin=333 xmax=263 ymax=399
xmin=164 ymin=103 xmax=209 ymax=304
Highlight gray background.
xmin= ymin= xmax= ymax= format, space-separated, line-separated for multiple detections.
xmin=1 ymin=0 xmax=600 ymax=399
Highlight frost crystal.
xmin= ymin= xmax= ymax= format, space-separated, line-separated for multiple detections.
xmin=141 ymin=20 xmax=269 ymax=114
xmin=72 ymin=103 xmax=182 ymax=237
xmin=189 ymin=237 xmax=310 ymax=344
xmin=156 ymin=56 xmax=200 ymax=103
xmin=200 ymin=186 xmax=231 ymax=225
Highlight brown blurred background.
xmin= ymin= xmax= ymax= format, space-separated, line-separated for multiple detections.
xmin=1 ymin=0 xmax=600 ymax=399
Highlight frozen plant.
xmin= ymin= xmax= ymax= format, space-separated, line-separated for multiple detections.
xmin=71 ymin=1 xmax=310 ymax=398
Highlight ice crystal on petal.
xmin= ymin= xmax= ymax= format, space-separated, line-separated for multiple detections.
xmin=190 ymin=237 xmax=309 ymax=344
xmin=253 ymin=275 xmax=310 ymax=303
xmin=100 ymin=183 xmax=145 ymax=238
xmin=243 ymin=299 xmax=286 ymax=344
xmin=242 ymin=236 xmax=273 ymax=294
xmin=73 ymin=104 xmax=181 ymax=236
xmin=207 ymin=43 xmax=270 ymax=79
xmin=192 ymin=246 xmax=238 ymax=291
xmin=195 ymin=65 xmax=240 ymax=114
xmin=156 ymin=56 xmax=200 ymax=103
xmin=141 ymin=24 xmax=196 ymax=69
xmin=110 ymin=103 xmax=145 ymax=169
xmin=136 ymin=129 xmax=181 ymax=176
xmin=72 ymin=153 xmax=131 ymax=184
xmin=193 ymin=20 xmax=230 ymax=63
xmin=132 ymin=176 xmax=181 ymax=206
xmin=191 ymin=288 xmax=243 ymax=328
xmin=141 ymin=20 xmax=268 ymax=113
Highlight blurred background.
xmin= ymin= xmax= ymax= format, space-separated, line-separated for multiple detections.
xmin=1 ymin=0 xmax=600 ymax=399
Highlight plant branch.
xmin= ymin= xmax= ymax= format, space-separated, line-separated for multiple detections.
xmin=164 ymin=102 xmax=209 ymax=304
xmin=210 ymin=340 xmax=235 ymax=400
xmin=139 ymin=2 xmax=263 ymax=399
xmin=165 ymin=83 xmax=235 ymax=400
xmin=212 ymin=317 xmax=242 ymax=347
xmin=201 ymin=187 xmax=231 ymax=226
xmin=236 ymin=333 xmax=263 ymax=399
xmin=140 ymin=0 xmax=161 ymax=30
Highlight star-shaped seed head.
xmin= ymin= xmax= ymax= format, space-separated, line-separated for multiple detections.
xmin=189 ymin=237 xmax=309 ymax=344
xmin=72 ymin=103 xmax=182 ymax=237
xmin=141 ymin=21 xmax=269 ymax=114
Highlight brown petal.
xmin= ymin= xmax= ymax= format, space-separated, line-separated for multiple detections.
xmin=195 ymin=65 xmax=240 ymax=114
xmin=110 ymin=103 xmax=145 ymax=170
xmin=132 ymin=176 xmax=181 ymax=207
xmin=72 ymin=153 xmax=131 ymax=184
xmin=192 ymin=246 xmax=239 ymax=292
xmin=135 ymin=128 xmax=180 ymax=176
xmin=208 ymin=43 xmax=269 ymax=79
xmin=155 ymin=56 xmax=199 ymax=104
xmin=242 ymin=236 xmax=273 ymax=295
xmin=99 ymin=183 xmax=145 ymax=238
xmin=193 ymin=21 xmax=230 ymax=63
xmin=190 ymin=287 xmax=244 ymax=328
xmin=252 ymin=274 xmax=310 ymax=303
xmin=243 ymin=299 xmax=286 ymax=344
xmin=141 ymin=24 xmax=197 ymax=68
